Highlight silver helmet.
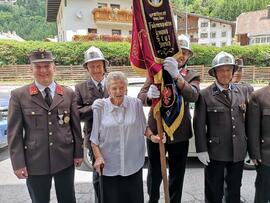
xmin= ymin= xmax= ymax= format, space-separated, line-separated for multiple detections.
xmin=208 ymin=51 xmax=237 ymax=77
xmin=177 ymin=34 xmax=193 ymax=56
xmin=83 ymin=46 xmax=109 ymax=69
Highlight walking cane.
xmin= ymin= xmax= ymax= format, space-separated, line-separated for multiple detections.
xmin=99 ymin=164 xmax=104 ymax=203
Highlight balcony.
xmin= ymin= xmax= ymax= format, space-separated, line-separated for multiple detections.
xmin=92 ymin=7 xmax=132 ymax=26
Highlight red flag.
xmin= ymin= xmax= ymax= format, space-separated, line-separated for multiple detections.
xmin=130 ymin=0 xmax=183 ymax=140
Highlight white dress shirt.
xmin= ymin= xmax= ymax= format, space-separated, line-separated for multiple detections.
xmin=35 ymin=81 xmax=56 ymax=98
xmin=90 ymin=96 xmax=146 ymax=176
xmin=91 ymin=77 xmax=105 ymax=92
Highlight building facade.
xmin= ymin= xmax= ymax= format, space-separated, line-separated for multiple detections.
xmin=236 ymin=6 xmax=270 ymax=45
xmin=47 ymin=0 xmax=132 ymax=42
xmin=178 ymin=13 xmax=235 ymax=47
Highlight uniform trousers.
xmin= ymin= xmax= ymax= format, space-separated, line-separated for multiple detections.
xmin=26 ymin=165 xmax=75 ymax=203
xmin=254 ymin=163 xmax=270 ymax=203
xmin=147 ymin=139 xmax=189 ymax=203
xmin=205 ymin=160 xmax=244 ymax=203
xmin=102 ymin=168 xmax=143 ymax=203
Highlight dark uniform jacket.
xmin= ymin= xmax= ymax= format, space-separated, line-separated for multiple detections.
xmin=236 ymin=82 xmax=254 ymax=98
xmin=8 ymin=83 xmax=83 ymax=175
xmin=75 ymin=79 xmax=108 ymax=149
xmin=247 ymin=85 xmax=270 ymax=166
xmin=138 ymin=68 xmax=200 ymax=144
xmin=193 ymin=83 xmax=248 ymax=162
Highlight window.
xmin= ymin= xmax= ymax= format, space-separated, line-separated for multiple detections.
xmin=255 ymin=38 xmax=260 ymax=43
xmin=112 ymin=29 xmax=121 ymax=35
xmin=211 ymin=23 xmax=216 ymax=27
xmin=88 ymin=28 xmax=97 ymax=34
xmin=221 ymin=31 xmax=227 ymax=37
xmin=201 ymin=22 xmax=208 ymax=27
xmin=129 ymin=30 xmax=132 ymax=35
xmin=267 ymin=37 xmax=270 ymax=43
xmin=111 ymin=4 xmax=120 ymax=9
xmin=261 ymin=37 xmax=266 ymax=43
xmin=221 ymin=42 xmax=226 ymax=46
xmin=211 ymin=32 xmax=216 ymax=38
xmin=211 ymin=43 xmax=216 ymax=46
xmin=97 ymin=3 xmax=107 ymax=8
xmin=200 ymin=33 xmax=208 ymax=38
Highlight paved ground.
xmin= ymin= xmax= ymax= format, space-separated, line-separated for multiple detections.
xmin=0 ymin=84 xmax=260 ymax=202
xmin=0 ymin=147 xmax=256 ymax=203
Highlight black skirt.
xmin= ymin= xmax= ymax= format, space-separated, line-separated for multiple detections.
xmin=101 ymin=168 xmax=144 ymax=203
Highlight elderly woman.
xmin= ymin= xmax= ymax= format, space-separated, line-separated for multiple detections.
xmin=91 ymin=71 xmax=163 ymax=203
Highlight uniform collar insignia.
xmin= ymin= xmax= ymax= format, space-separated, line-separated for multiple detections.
xmin=29 ymin=84 xmax=39 ymax=95
xmin=56 ymin=84 xmax=63 ymax=95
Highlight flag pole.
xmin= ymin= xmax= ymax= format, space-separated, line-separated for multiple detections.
xmin=155 ymin=111 xmax=170 ymax=203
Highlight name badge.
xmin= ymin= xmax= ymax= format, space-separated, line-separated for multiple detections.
xmin=58 ymin=114 xmax=64 ymax=125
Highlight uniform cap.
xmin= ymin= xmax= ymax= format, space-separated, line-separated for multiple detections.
xmin=29 ymin=49 xmax=54 ymax=63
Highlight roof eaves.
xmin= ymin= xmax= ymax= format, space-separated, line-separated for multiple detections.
xmin=46 ymin=0 xmax=61 ymax=22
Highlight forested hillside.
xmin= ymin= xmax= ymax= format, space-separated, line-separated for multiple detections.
xmin=0 ymin=0 xmax=57 ymax=41
xmin=172 ymin=0 xmax=270 ymax=21
xmin=1 ymin=0 xmax=270 ymax=41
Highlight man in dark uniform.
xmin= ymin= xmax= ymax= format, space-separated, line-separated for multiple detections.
xmin=138 ymin=34 xmax=200 ymax=203
xmin=247 ymin=85 xmax=270 ymax=202
xmin=75 ymin=46 xmax=109 ymax=201
xmin=8 ymin=49 xmax=83 ymax=203
xmin=233 ymin=58 xmax=254 ymax=95
xmin=193 ymin=51 xmax=248 ymax=203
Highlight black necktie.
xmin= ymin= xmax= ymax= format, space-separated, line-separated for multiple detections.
xmin=222 ymin=89 xmax=231 ymax=103
xmin=44 ymin=87 xmax=52 ymax=107
xmin=97 ymin=83 xmax=103 ymax=94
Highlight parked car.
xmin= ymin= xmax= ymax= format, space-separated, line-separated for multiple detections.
xmin=82 ymin=80 xmax=254 ymax=170
xmin=0 ymin=92 xmax=9 ymax=149
xmin=82 ymin=79 xmax=196 ymax=169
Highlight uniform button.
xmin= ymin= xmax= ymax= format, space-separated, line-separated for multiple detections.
xmin=48 ymin=122 xmax=52 ymax=125
xmin=49 ymin=142 xmax=53 ymax=146
xmin=262 ymin=139 xmax=265 ymax=143
xmin=71 ymin=139 xmax=74 ymax=143
xmin=231 ymin=109 xmax=234 ymax=112
xmin=232 ymin=117 xmax=235 ymax=120
xmin=31 ymin=112 xmax=35 ymax=115
xmin=209 ymin=140 xmax=212 ymax=143
xmin=233 ymin=126 xmax=236 ymax=129
xmin=48 ymin=112 xmax=52 ymax=115
xmin=214 ymin=110 xmax=217 ymax=112
xmin=24 ymin=146 xmax=28 ymax=149
xmin=64 ymin=110 xmax=68 ymax=114
xmin=49 ymin=132 xmax=53 ymax=135
xmin=233 ymin=134 xmax=236 ymax=138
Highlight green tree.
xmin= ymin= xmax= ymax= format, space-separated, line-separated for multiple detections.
xmin=0 ymin=0 xmax=56 ymax=41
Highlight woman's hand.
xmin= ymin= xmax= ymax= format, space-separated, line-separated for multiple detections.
xmin=149 ymin=133 xmax=166 ymax=144
xmin=94 ymin=157 xmax=105 ymax=176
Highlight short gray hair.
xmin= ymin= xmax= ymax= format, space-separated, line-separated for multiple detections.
xmin=106 ymin=71 xmax=128 ymax=89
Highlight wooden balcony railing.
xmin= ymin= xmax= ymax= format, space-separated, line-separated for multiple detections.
xmin=92 ymin=7 xmax=132 ymax=24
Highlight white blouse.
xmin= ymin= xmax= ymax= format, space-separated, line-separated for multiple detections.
xmin=90 ymin=96 xmax=146 ymax=176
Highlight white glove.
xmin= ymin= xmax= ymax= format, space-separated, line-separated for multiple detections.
xmin=147 ymin=84 xmax=160 ymax=99
xmin=92 ymin=99 xmax=105 ymax=110
xmin=150 ymin=133 xmax=166 ymax=143
xmin=163 ymin=57 xmax=179 ymax=78
xmin=197 ymin=152 xmax=210 ymax=166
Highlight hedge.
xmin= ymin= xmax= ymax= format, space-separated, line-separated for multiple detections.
xmin=0 ymin=40 xmax=270 ymax=67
